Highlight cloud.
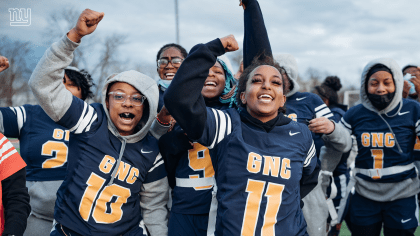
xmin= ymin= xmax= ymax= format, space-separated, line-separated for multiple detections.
xmin=1 ymin=0 xmax=420 ymax=89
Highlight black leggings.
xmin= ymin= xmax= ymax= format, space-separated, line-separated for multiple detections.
xmin=351 ymin=222 xmax=416 ymax=236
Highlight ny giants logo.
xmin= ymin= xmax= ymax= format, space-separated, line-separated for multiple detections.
xmin=9 ymin=8 xmax=31 ymax=26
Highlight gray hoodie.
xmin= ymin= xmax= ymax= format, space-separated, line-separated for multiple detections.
xmin=29 ymin=35 xmax=169 ymax=235
xmin=352 ymin=58 xmax=419 ymax=201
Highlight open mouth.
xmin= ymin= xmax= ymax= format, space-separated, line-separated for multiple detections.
xmin=165 ymin=73 xmax=175 ymax=80
xmin=204 ymin=81 xmax=217 ymax=87
xmin=119 ymin=112 xmax=135 ymax=122
xmin=258 ymin=94 xmax=273 ymax=102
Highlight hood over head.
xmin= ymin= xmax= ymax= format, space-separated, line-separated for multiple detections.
xmin=217 ymin=55 xmax=237 ymax=107
xmin=360 ymin=58 xmax=403 ymax=115
xmin=274 ymin=53 xmax=300 ymax=97
xmin=101 ymin=70 xmax=159 ymax=143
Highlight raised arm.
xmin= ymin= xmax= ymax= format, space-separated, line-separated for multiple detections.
xmin=29 ymin=9 xmax=104 ymax=122
xmin=164 ymin=35 xmax=238 ymax=140
xmin=242 ymin=0 xmax=272 ymax=69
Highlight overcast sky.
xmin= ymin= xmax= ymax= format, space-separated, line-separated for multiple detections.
xmin=1 ymin=0 xmax=420 ymax=88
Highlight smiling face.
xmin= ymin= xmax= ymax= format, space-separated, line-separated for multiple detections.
xmin=106 ymin=82 xmax=144 ymax=136
xmin=202 ymin=61 xmax=226 ymax=100
xmin=157 ymin=47 xmax=184 ymax=81
xmin=367 ymin=71 xmax=395 ymax=95
xmin=240 ymin=65 xmax=286 ymax=122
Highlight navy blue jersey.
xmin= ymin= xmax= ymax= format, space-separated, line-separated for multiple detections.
xmin=0 ymin=105 xmax=69 ymax=181
xmin=196 ymin=107 xmax=316 ymax=236
xmin=285 ymin=92 xmax=333 ymax=157
xmin=171 ymin=103 xmax=230 ymax=215
xmin=341 ymin=99 xmax=420 ymax=183
xmin=54 ymin=97 xmax=166 ymax=235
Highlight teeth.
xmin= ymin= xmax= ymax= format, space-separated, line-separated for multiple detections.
xmin=166 ymin=73 xmax=175 ymax=76
xmin=259 ymin=94 xmax=273 ymax=99
xmin=206 ymin=82 xmax=217 ymax=86
xmin=120 ymin=113 xmax=134 ymax=119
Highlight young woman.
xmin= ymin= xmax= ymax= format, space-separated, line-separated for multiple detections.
xmin=158 ymin=54 xmax=237 ymax=236
xmin=0 ymin=64 xmax=93 ymax=236
xmin=29 ymin=9 xmax=168 ymax=236
xmin=164 ymin=0 xmax=320 ymax=232
xmin=341 ymin=59 xmax=420 ymax=236
xmin=156 ymin=44 xmax=188 ymax=111
xmin=239 ymin=1 xmax=351 ymax=235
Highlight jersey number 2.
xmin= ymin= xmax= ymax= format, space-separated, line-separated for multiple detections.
xmin=241 ymin=179 xmax=285 ymax=236
xmin=42 ymin=129 xmax=69 ymax=168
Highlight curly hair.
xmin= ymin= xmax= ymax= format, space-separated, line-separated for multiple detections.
xmin=64 ymin=69 xmax=94 ymax=101
xmin=236 ymin=55 xmax=289 ymax=114
xmin=156 ymin=43 xmax=188 ymax=62
xmin=314 ymin=76 xmax=342 ymax=105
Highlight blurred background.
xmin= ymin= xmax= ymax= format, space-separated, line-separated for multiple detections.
xmin=1 ymin=0 xmax=419 ymax=107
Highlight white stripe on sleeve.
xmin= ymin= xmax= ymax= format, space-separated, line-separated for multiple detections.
xmin=9 ymin=106 xmax=26 ymax=134
xmin=304 ymin=141 xmax=315 ymax=167
xmin=69 ymin=103 xmax=87 ymax=132
xmin=75 ymin=105 xmax=95 ymax=134
xmin=315 ymin=104 xmax=327 ymax=112
xmin=340 ymin=117 xmax=352 ymax=130
xmin=209 ymin=109 xmax=220 ymax=149
xmin=216 ymin=110 xmax=227 ymax=144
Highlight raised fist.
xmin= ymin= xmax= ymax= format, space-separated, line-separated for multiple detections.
xmin=0 ymin=56 xmax=10 ymax=73
xmin=68 ymin=9 xmax=104 ymax=43
xmin=220 ymin=35 xmax=239 ymax=53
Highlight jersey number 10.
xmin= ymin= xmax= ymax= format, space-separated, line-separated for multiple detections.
xmin=241 ymin=179 xmax=285 ymax=236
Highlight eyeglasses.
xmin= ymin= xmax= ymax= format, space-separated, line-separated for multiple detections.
xmin=157 ymin=58 xmax=183 ymax=68
xmin=108 ymin=92 xmax=146 ymax=106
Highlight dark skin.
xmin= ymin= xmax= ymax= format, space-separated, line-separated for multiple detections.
xmin=157 ymin=47 xmax=184 ymax=81
xmin=202 ymin=61 xmax=226 ymax=100
xmin=0 ymin=56 xmax=9 ymax=73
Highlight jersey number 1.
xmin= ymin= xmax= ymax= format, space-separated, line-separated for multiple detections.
xmin=241 ymin=179 xmax=285 ymax=236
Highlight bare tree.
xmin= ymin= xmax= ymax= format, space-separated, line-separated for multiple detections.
xmin=0 ymin=37 xmax=33 ymax=106
xmin=45 ymin=7 xmax=130 ymax=102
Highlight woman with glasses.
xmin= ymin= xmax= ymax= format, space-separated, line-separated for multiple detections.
xmin=29 ymin=9 xmax=169 ymax=236
xmin=156 ymin=44 xmax=188 ymax=111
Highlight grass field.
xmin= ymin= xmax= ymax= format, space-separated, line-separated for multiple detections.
xmin=337 ymin=221 xmax=420 ymax=235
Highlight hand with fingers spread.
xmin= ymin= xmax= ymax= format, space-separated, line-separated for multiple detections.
xmin=308 ymin=117 xmax=335 ymax=134
xmin=0 ymin=56 xmax=10 ymax=73
xmin=219 ymin=34 xmax=239 ymax=53
xmin=68 ymin=9 xmax=105 ymax=43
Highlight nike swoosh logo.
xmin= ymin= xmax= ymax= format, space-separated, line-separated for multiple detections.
xmin=398 ymin=111 xmax=410 ymax=116
xmin=296 ymin=97 xmax=307 ymax=101
xmin=289 ymin=131 xmax=300 ymax=136
xmin=401 ymin=218 xmax=411 ymax=223
xmin=141 ymin=149 xmax=153 ymax=154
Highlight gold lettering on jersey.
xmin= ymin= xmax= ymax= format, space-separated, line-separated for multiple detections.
xmin=371 ymin=133 xmax=384 ymax=147
xmin=98 ymin=155 xmax=138 ymax=184
xmin=280 ymin=158 xmax=291 ymax=179
xmin=52 ymin=128 xmax=70 ymax=141
xmin=247 ymin=152 xmax=262 ymax=173
xmin=99 ymin=155 xmax=116 ymax=174
xmin=126 ymin=167 xmax=139 ymax=184
xmin=262 ymin=156 xmax=280 ymax=177
xmin=115 ymin=162 xmax=131 ymax=181
xmin=361 ymin=132 xmax=394 ymax=148
xmin=247 ymin=153 xmax=291 ymax=179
